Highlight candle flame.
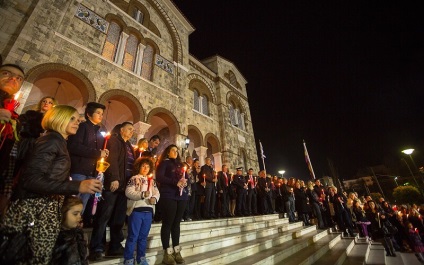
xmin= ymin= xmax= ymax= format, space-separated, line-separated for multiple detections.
xmin=14 ymin=91 xmax=21 ymax=100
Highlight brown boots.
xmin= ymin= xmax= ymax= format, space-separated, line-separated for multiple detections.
xmin=173 ymin=245 xmax=185 ymax=264
xmin=162 ymin=246 xmax=185 ymax=265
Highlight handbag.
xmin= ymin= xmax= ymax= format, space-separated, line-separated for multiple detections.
xmin=0 ymin=200 xmax=47 ymax=264
xmin=0 ymin=226 xmax=32 ymax=264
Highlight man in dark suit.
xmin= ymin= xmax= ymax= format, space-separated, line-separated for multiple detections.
xmin=217 ymin=164 xmax=231 ymax=217
xmin=199 ymin=157 xmax=217 ymax=219
xmin=245 ymin=168 xmax=257 ymax=216
xmin=233 ymin=167 xmax=247 ymax=216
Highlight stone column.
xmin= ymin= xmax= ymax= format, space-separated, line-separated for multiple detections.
xmin=212 ymin=152 xmax=223 ymax=172
xmin=133 ymin=121 xmax=151 ymax=142
xmin=195 ymin=146 xmax=208 ymax=166
xmin=115 ymin=32 xmax=129 ymax=65
xmin=135 ymin=43 xmax=146 ymax=75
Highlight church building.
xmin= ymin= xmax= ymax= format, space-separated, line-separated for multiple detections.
xmin=0 ymin=0 xmax=260 ymax=172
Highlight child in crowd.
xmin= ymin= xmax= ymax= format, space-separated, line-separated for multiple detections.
xmin=52 ymin=196 xmax=88 ymax=265
xmin=124 ymin=157 xmax=160 ymax=265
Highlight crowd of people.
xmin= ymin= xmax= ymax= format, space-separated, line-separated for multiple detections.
xmin=0 ymin=62 xmax=424 ymax=264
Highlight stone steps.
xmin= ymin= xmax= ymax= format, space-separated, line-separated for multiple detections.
xmin=86 ymin=214 xmax=423 ymax=265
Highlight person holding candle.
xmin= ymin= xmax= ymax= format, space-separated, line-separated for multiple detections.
xmin=244 ymin=168 xmax=257 ymax=216
xmin=89 ymin=121 xmax=135 ymax=260
xmin=193 ymin=158 xmax=204 ymax=220
xmin=1 ymin=105 xmax=102 ymax=264
xmin=67 ymin=102 xmax=108 ymax=224
xmin=155 ymin=144 xmax=188 ymax=265
xmin=199 ymin=157 xmax=217 ymax=219
xmin=0 ymin=63 xmax=24 ymax=162
xmin=124 ymin=157 xmax=159 ymax=265
xmin=217 ymin=164 xmax=231 ymax=218
xmin=233 ymin=167 xmax=248 ymax=217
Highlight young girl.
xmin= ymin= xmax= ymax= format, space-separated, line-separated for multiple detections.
xmin=124 ymin=157 xmax=160 ymax=265
xmin=52 ymin=196 xmax=88 ymax=265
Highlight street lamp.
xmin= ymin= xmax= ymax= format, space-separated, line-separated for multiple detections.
xmin=181 ymin=136 xmax=190 ymax=159
xmin=401 ymin=148 xmax=422 ymax=188
xmin=402 ymin=149 xmax=418 ymax=171
xmin=278 ymin=170 xmax=285 ymax=178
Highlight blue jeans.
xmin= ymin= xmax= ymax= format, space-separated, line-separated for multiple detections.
xmin=71 ymin=173 xmax=94 ymax=213
xmin=124 ymin=211 xmax=153 ymax=262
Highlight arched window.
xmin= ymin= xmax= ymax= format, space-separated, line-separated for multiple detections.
xmin=132 ymin=7 xmax=144 ymax=24
xmin=141 ymin=44 xmax=153 ymax=80
xmin=229 ymin=104 xmax=236 ymax=126
xmin=229 ymin=71 xmax=237 ymax=87
xmin=193 ymin=89 xmax=200 ymax=111
xmin=201 ymin=96 xmax=209 ymax=115
xmin=122 ymin=34 xmax=138 ymax=71
xmin=102 ymin=21 xmax=121 ymax=61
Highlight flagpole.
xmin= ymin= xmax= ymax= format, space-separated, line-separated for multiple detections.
xmin=259 ymin=140 xmax=266 ymax=171
xmin=303 ymin=139 xmax=316 ymax=180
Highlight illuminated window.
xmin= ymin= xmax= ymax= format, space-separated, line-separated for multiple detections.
xmin=141 ymin=45 xmax=153 ymax=80
xmin=101 ymin=21 xmax=121 ymax=61
xmin=122 ymin=34 xmax=138 ymax=71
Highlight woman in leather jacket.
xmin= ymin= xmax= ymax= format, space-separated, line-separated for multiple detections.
xmin=1 ymin=105 xmax=102 ymax=264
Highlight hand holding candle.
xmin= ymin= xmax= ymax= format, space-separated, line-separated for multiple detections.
xmin=3 ymin=91 xmax=21 ymax=112
xmin=179 ymin=166 xmax=187 ymax=196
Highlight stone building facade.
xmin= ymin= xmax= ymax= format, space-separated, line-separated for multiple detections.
xmin=0 ymin=0 xmax=259 ymax=173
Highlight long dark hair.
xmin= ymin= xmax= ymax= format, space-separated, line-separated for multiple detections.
xmin=157 ymin=144 xmax=182 ymax=166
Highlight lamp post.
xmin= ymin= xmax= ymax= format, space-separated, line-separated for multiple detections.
xmin=402 ymin=149 xmax=418 ymax=171
xmin=278 ymin=170 xmax=285 ymax=178
xmin=401 ymin=149 xmax=421 ymax=189
xmin=181 ymin=136 xmax=190 ymax=160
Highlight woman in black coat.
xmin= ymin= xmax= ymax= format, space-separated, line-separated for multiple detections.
xmin=294 ymin=180 xmax=311 ymax=226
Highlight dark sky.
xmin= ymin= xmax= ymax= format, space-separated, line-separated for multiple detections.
xmin=173 ymin=1 xmax=424 ymax=180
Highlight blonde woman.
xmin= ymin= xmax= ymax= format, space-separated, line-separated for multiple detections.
xmin=2 ymin=105 xmax=101 ymax=264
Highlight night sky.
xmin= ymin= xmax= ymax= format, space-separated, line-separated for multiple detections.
xmin=173 ymin=1 xmax=424 ymax=180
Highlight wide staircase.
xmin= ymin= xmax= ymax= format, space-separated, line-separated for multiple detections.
xmin=86 ymin=214 xmax=423 ymax=265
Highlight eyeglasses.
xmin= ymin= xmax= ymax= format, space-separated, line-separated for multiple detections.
xmin=1 ymin=70 xmax=24 ymax=82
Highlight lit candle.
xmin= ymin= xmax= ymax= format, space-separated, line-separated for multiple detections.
xmin=147 ymin=174 xmax=153 ymax=191
xmin=14 ymin=91 xmax=21 ymax=100
xmin=103 ymin=132 xmax=111 ymax=150
xmin=203 ymin=174 xmax=206 ymax=185
xmin=180 ymin=166 xmax=187 ymax=196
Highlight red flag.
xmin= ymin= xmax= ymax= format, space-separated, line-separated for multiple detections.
xmin=303 ymin=140 xmax=316 ymax=179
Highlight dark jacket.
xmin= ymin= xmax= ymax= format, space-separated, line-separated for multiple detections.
xmin=104 ymin=134 xmax=134 ymax=193
xmin=156 ymin=158 xmax=189 ymax=201
xmin=217 ymin=171 xmax=230 ymax=192
xmin=52 ymin=228 xmax=88 ymax=265
xmin=294 ymin=187 xmax=309 ymax=214
xmin=199 ymin=164 xmax=215 ymax=188
xmin=67 ymin=120 xmax=106 ymax=177
xmin=18 ymin=131 xmax=80 ymax=198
